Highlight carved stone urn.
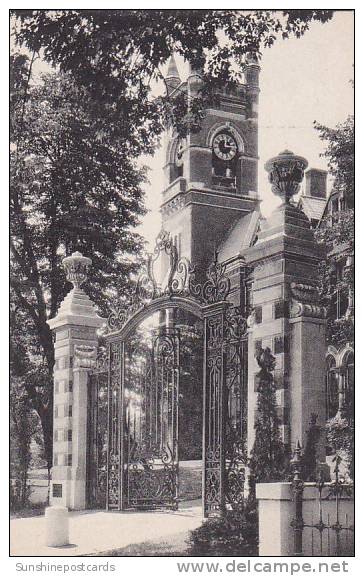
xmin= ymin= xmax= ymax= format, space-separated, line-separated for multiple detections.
xmin=264 ymin=150 xmax=308 ymax=204
xmin=62 ymin=251 xmax=92 ymax=289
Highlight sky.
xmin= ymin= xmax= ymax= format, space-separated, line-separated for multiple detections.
xmin=139 ymin=10 xmax=354 ymax=248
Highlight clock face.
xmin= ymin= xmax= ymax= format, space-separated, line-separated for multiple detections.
xmin=175 ymin=138 xmax=185 ymax=167
xmin=213 ymin=133 xmax=237 ymax=161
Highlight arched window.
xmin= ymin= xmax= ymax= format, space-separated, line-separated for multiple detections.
xmin=175 ymin=139 xmax=184 ymax=178
xmin=326 ymin=356 xmax=338 ymax=419
xmin=168 ymin=137 xmax=185 ymax=184
xmin=343 ymin=351 xmax=354 ymax=418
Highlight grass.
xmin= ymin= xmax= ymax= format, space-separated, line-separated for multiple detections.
xmin=89 ymin=531 xmax=191 ymax=556
xmin=10 ymin=502 xmax=47 ymax=519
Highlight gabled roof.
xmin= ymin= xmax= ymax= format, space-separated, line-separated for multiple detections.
xmin=299 ymin=195 xmax=326 ymax=222
xmin=218 ymin=210 xmax=261 ymax=263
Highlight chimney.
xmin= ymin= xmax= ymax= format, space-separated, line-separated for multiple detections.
xmin=305 ymin=168 xmax=327 ymax=199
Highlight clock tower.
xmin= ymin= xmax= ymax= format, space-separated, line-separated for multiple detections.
xmin=161 ymin=54 xmax=261 ymax=284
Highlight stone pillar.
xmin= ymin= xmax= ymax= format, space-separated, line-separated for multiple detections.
xmin=245 ymin=151 xmax=326 ymax=460
xmin=47 ymin=252 xmax=104 ymax=509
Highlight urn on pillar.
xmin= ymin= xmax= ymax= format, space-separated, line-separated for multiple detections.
xmin=62 ymin=251 xmax=92 ymax=290
xmin=264 ymin=150 xmax=308 ymax=205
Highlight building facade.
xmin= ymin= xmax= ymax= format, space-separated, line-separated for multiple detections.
xmin=47 ymin=55 xmax=352 ymax=511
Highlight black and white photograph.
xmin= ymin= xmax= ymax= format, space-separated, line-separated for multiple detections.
xmin=8 ymin=6 xmax=355 ymax=565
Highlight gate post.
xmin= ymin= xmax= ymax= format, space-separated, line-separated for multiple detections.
xmin=245 ymin=151 xmax=327 ymax=464
xmin=202 ymin=301 xmax=230 ymax=518
xmin=47 ymin=252 xmax=104 ymax=509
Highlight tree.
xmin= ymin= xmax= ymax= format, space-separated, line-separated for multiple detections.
xmin=178 ymin=321 xmax=204 ymax=461
xmin=301 ymin=413 xmax=321 ymax=482
xmin=314 ymin=113 xmax=354 ymax=478
xmin=249 ymin=347 xmax=287 ymax=483
xmin=314 ymin=115 xmax=354 ymax=208
xmin=314 ymin=115 xmax=354 ymax=347
xmin=10 ymin=8 xmax=334 ymax=470
xmin=326 ymin=411 xmax=354 ymax=480
xmin=12 ymin=10 xmax=333 ymax=140
xmin=10 ymin=53 xmax=146 ymax=469
xmin=10 ymin=378 xmax=41 ymax=509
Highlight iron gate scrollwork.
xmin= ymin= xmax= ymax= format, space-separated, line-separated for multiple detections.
xmin=224 ymin=306 xmax=248 ymax=511
xmin=87 ymin=231 xmax=249 ymax=516
xmin=203 ymin=303 xmax=247 ymax=517
xmin=123 ymin=328 xmax=179 ymax=509
xmin=86 ymin=354 xmax=108 ymax=508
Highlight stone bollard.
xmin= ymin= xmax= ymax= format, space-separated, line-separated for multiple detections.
xmin=45 ymin=506 xmax=70 ymax=547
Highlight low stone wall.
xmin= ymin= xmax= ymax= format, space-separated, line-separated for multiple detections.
xmin=19 ymin=462 xmax=203 ymax=508
xmin=256 ymin=482 xmax=354 ymax=556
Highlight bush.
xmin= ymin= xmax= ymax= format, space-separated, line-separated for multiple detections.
xmin=187 ymin=504 xmax=258 ymax=556
xmin=326 ymin=413 xmax=354 ymax=480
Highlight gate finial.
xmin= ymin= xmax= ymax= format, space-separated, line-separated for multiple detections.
xmin=264 ymin=150 xmax=308 ymax=205
xmin=62 ymin=251 xmax=92 ymax=289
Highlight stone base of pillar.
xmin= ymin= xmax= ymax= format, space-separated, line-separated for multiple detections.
xmin=50 ymin=466 xmax=72 ymax=508
xmin=50 ymin=466 xmax=87 ymax=510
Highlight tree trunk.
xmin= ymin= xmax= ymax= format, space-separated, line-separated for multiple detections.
xmin=38 ymin=404 xmax=53 ymax=473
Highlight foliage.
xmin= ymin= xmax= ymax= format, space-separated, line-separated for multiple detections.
xmin=249 ymin=349 xmax=287 ymax=483
xmin=326 ymin=413 xmax=354 ymax=480
xmin=11 ymin=502 xmax=47 ymax=519
xmin=315 ymin=212 xmax=354 ymax=346
xmin=188 ymin=503 xmax=258 ymax=556
xmin=314 ymin=116 xmax=354 ymax=207
xmin=124 ymin=316 xmax=203 ymax=460
xmin=301 ymin=414 xmax=322 ymax=482
xmin=314 ymin=113 xmax=354 ymax=347
xmin=10 ymin=378 xmax=41 ymax=510
xmin=10 ymin=52 xmax=146 ymax=469
xmin=178 ymin=320 xmax=204 ymax=460
xmin=10 ymin=8 xmax=334 ymax=472
xmin=12 ymin=10 xmax=333 ymax=140
xmin=326 ymin=362 xmax=354 ymax=481
xmin=314 ymin=110 xmax=355 ymax=479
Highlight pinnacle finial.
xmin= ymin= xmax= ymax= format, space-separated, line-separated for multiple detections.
xmin=165 ymin=54 xmax=181 ymax=92
xmin=62 ymin=251 xmax=92 ymax=290
xmin=166 ymin=53 xmax=180 ymax=81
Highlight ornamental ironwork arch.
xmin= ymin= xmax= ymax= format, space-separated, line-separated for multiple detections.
xmin=87 ymin=229 xmax=248 ymax=517
xmin=107 ymin=229 xmax=232 ymax=334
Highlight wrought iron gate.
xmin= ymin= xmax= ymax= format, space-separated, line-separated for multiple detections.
xmin=104 ymin=328 xmax=180 ymax=511
xmin=123 ymin=328 xmax=179 ymax=509
xmin=86 ymin=357 xmax=108 ymax=508
xmin=87 ymin=231 xmax=248 ymax=516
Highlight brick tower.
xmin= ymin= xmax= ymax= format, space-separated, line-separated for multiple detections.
xmin=160 ymin=55 xmax=261 ymax=283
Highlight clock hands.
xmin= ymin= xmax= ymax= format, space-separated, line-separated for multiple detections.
xmin=213 ymin=133 xmax=237 ymax=160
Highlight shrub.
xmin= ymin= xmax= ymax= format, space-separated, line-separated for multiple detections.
xmin=188 ymin=503 xmax=258 ymax=556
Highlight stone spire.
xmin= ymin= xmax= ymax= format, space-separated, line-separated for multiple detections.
xmin=165 ymin=54 xmax=181 ymax=92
